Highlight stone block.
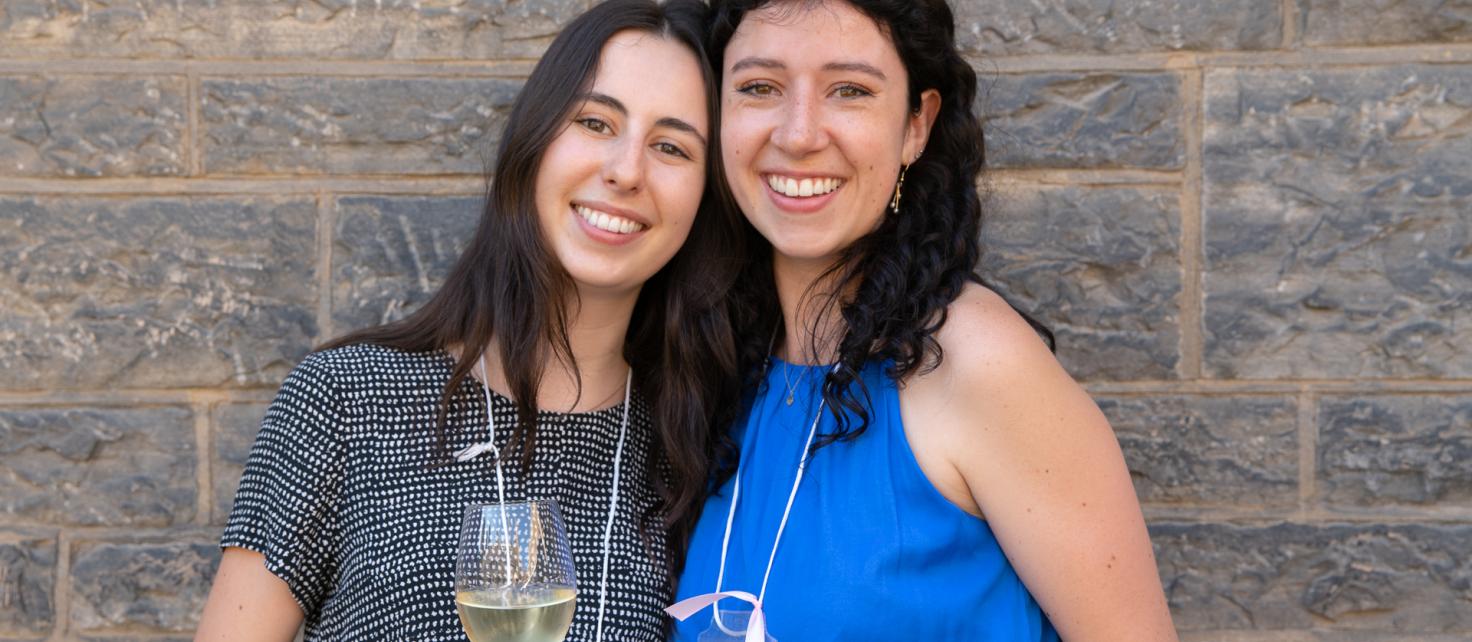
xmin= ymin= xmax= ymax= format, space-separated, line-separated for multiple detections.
xmin=981 ymin=185 xmax=1180 ymax=381
xmin=1301 ymin=0 xmax=1472 ymax=46
xmin=955 ymin=0 xmax=1281 ymax=56
xmin=1154 ymin=523 xmax=1472 ymax=632
xmin=0 ymin=533 xmax=55 ymax=637
xmin=211 ymin=401 xmax=269 ymax=524
xmin=0 ymin=75 xmax=185 ymax=177
xmin=69 ymin=539 xmax=219 ymax=633
xmin=0 ymin=196 xmax=318 ymax=390
xmin=0 ymin=0 xmax=594 ymax=60
xmin=1202 ymin=65 xmax=1472 ymax=379
xmin=0 ymin=406 xmax=195 ymax=526
xmin=1099 ymin=395 xmax=1298 ymax=506
xmin=201 ymin=78 xmax=522 ymax=176
xmin=331 ymin=195 xmax=481 ymax=331
xmin=981 ymin=72 xmax=1183 ymax=169
xmin=1318 ymin=395 xmax=1472 ymax=507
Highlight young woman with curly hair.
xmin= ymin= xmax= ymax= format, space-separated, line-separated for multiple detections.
xmin=668 ymin=1 xmax=1178 ymax=640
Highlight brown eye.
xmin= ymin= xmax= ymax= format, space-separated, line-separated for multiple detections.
xmin=653 ymin=141 xmax=691 ymax=160
xmin=737 ymin=82 xmax=777 ymax=97
xmin=834 ymin=84 xmax=873 ymax=99
xmin=578 ymin=117 xmax=611 ymax=134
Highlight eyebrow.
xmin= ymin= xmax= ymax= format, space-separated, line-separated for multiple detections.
xmin=728 ymin=57 xmax=888 ymax=82
xmin=580 ymin=92 xmax=707 ymax=147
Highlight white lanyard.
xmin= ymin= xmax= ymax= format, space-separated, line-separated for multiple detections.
xmin=455 ymin=355 xmax=631 ymax=642
xmin=666 ymin=364 xmax=837 ymax=641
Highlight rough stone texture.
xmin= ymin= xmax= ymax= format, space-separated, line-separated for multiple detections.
xmin=0 ymin=196 xmax=318 ymax=390
xmin=0 ymin=75 xmax=185 ymax=178
xmin=69 ymin=540 xmax=219 ymax=633
xmin=1301 ymin=0 xmax=1472 ymax=46
xmin=1202 ymin=65 xmax=1472 ymax=379
xmin=0 ymin=0 xmax=594 ymax=60
xmin=1318 ymin=395 xmax=1472 ymax=507
xmin=1154 ymin=523 xmax=1472 ymax=633
xmin=0 ymin=406 xmax=195 ymax=526
xmin=211 ymin=401 xmax=269 ymax=524
xmin=201 ymin=78 xmax=522 ymax=176
xmin=955 ymin=0 xmax=1282 ymax=56
xmin=331 ymin=195 xmax=481 ymax=331
xmin=980 ymin=72 xmax=1184 ymax=169
xmin=981 ymin=185 xmax=1180 ymax=381
xmin=0 ymin=534 xmax=55 ymax=637
xmin=1100 ymin=395 xmax=1298 ymax=506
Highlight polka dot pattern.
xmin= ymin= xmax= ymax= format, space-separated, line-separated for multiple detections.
xmin=222 ymin=344 xmax=670 ymax=641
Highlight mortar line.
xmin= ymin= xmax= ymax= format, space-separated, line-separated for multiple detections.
xmin=0 ymin=176 xmax=485 ymax=195
xmin=194 ymin=397 xmax=214 ymax=527
xmin=1281 ymin=0 xmax=1302 ymax=50
xmin=317 ymin=190 xmax=337 ymax=344
xmin=1179 ymin=68 xmax=1206 ymax=381
xmin=988 ymin=168 xmax=1183 ymax=186
xmin=0 ymin=389 xmax=275 ymax=405
xmin=970 ymin=43 xmax=1472 ymax=73
xmin=49 ymin=530 xmax=71 ymax=642
xmin=1298 ymin=388 xmax=1319 ymax=516
xmin=4 ymin=42 xmax=1472 ymax=78
xmin=0 ymin=58 xmax=539 ymax=78
xmin=1082 ymin=380 xmax=1472 ymax=394
xmin=186 ymin=64 xmax=201 ymax=177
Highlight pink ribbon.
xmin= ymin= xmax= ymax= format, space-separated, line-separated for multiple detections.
xmin=665 ymin=591 xmax=766 ymax=642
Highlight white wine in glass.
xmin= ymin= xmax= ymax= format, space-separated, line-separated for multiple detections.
xmin=455 ymin=500 xmax=578 ymax=642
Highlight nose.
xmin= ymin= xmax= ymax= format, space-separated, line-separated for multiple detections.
xmin=601 ymin=136 xmax=644 ymax=193
xmin=771 ymin=91 xmax=828 ymax=156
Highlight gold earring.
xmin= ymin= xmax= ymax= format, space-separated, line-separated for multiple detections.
xmin=890 ymin=164 xmax=909 ymax=213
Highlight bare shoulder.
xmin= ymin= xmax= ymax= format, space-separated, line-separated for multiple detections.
xmin=909 ymin=286 xmax=1178 ymax=641
xmin=923 ymin=282 xmax=1066 ymax=395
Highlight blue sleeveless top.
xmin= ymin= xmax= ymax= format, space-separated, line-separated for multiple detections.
xmin=672 ymin=358 xmax=1058 ymax=641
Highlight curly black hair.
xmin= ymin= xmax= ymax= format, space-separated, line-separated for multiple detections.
xmin=710 ymin=0 xmax=1052 ymax=454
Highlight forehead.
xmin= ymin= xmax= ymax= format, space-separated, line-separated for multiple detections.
xmin=591 ymin=30 xmax=708 ymax=127
xmin=726 ymin=0 xmax=896 ymax=61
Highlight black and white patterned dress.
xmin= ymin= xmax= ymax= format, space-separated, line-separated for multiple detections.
xmin=222 ymin=343 xmax=671 ymax=641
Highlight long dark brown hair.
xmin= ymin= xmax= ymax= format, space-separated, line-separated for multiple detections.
xmin=322 ymin=0 xmax=743 ymax=577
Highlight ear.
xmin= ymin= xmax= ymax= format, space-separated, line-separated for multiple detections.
xmin=903 ymin=89 xmax=941 ymax=163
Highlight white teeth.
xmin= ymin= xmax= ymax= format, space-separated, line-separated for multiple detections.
xmin=767 ymin=175 xmax=843 ymax=197
xmin=575 ymin=204 xmax=646 ymax=235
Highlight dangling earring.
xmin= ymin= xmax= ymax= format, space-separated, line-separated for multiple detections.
xmin=890 ymin=164 xmax=909 ymax=213
xmin=890 ymin=148 xmax=923 ymax=214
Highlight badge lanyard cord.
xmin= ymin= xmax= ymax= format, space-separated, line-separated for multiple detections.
xmin=711 ymin=364 xmax=835 ymax=635
xmin=455 ymin=354 xmax=631 ymax=642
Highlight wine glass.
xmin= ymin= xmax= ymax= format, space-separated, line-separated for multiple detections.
xmin=455 ymin=500 xmax=578 ymax=642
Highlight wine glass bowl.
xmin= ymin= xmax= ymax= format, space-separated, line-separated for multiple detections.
xmin=455 ymin=500 xmax=578 ymax=642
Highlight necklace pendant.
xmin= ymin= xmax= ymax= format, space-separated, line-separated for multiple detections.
xmin=786 ymin=393 xmax=794 ymax=406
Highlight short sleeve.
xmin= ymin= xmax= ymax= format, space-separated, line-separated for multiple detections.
xmin=221 ymin=352 xmax=352 ymax=613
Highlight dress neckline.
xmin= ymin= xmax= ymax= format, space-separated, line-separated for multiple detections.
xmin=432 ymin=349 xmax=631 ymax=420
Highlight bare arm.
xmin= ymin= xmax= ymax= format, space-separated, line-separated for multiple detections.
xmin=905 ymin=286 xmax=1177 ymax=641
xmin=195 ymin=547 xmax=304 ymax=642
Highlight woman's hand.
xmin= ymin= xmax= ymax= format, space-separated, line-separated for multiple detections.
xmin=902 ymin=284 xmax=1179 ymax=642
xmin=195 ymin=547 xmax=304 ymax=642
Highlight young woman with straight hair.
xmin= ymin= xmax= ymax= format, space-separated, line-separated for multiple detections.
xmin=196 ymin=2 xmax=742 ymax=640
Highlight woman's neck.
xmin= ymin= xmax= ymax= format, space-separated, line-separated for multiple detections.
xmin=773 ymin=253 xmax=847 ymax=366
xmin=480 ymin=287 xmax=638 ymax=413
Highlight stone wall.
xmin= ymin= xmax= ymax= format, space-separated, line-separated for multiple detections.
xmin=1 ymin=1 xmax=1467 ymax=640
